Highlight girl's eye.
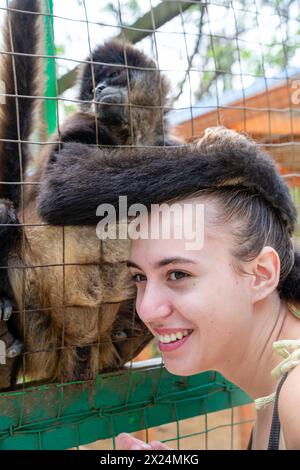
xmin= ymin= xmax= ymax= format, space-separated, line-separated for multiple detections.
xmin=131 ymin=273 xmax=146 ymax=283
xmin=169 ymin=271 xmax=190 ymax=281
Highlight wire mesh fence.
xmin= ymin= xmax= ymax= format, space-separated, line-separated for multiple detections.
xmin=0 ymin=0 xmax=299 ymax=450
xmin=0 ymin=365 xmax=253 ymax=450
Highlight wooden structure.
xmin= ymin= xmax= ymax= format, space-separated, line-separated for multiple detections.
xmin=172 ymin=70 xmax=300 ymax=180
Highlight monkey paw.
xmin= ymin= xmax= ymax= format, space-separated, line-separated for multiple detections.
xmin=0 ymin=297 xmax=13 ymax=321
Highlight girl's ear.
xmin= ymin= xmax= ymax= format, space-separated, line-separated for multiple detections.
xmin=250 ymin=246 xmax=281 ymax=303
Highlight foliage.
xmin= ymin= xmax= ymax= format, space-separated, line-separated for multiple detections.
xmin=57 ymin=0 xmax=300 ymax=107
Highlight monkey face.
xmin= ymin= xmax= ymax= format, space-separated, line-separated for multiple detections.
xmin=93 ymin=65 xmax=129 ymax=98
xmin=79 ymin=40 xmax=162 ymax=122
xmin=90 ymin=65 xmax=131 ymax=123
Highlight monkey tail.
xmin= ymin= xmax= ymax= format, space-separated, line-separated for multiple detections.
xmin=0 ymin=0 xmax=42 ymax=208
xmin=38 ymin=133 xmax=296 ymax=236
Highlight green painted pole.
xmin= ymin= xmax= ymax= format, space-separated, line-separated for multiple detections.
xmin=44 ymin=0 xmax=57 ymax=136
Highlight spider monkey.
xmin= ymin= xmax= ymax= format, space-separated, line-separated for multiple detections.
xmin=0 ymin=0 xmax=180 ymax=388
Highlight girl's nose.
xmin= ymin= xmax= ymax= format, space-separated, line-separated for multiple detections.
xmin=136 ymin=282 xmax=173 ymax=325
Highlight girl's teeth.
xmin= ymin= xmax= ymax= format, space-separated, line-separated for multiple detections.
xmin=158 ymin=330 xmax=192 ymax=344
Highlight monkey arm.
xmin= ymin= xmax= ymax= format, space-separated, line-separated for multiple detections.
xmin=38 ymin=141 xmax=190 ymax=225
xmin=49 ymin=112 xmax=117 ymax=152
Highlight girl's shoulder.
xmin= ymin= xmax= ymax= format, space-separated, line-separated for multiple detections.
xmin=278 ymin=365 xmax=300 ymax=449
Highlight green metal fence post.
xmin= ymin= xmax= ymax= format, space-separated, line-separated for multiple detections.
xmin=44 ymin=0 xmax=57 ymax=136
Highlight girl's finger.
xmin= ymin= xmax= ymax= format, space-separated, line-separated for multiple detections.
xmin=116 ymin=433 xmax=151 ymax=450
xmin=149 ymin=440 xmax=172 ymax=450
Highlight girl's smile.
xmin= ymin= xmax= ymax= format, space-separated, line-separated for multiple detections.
xmin=153 ymin=328 xmax=194 ymax=352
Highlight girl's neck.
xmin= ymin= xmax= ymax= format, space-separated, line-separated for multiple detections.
xmin=220 ymin=299 xmax=300 ymax=401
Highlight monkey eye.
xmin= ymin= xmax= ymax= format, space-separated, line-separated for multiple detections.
xmin=109 ymin=70 xmax=121 ymax=79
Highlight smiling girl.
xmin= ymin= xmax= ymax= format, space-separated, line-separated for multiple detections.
xmin=114 ymin=127 xmax=300 ymax=450
xmin=38 ymin=126 xmax=300 ymax=450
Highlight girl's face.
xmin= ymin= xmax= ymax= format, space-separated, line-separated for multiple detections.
xmin=128 ymin=201 xmax=255 ymax=376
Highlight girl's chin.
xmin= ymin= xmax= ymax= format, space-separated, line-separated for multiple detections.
xmin=163 ymin=359 xmax=200 ymax=376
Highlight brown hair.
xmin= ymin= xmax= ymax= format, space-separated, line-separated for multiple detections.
xmin=189 ymin=128 xmax=299 ymax=304
xmin=38 ymin=126 xmax=300 ymax=305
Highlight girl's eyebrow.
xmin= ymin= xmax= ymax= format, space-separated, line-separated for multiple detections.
xmin=126 ymin=257 xmax=197 ymax=270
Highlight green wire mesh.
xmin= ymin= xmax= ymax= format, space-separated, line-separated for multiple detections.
xmin=0 ymin=365 xmax=252 ymax=450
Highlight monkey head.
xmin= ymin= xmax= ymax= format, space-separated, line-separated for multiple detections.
xmin=78 ymin=40 xmax=171 ymax=141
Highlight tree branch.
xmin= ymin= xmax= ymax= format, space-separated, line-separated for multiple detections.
xmin=173 ymin=6 xmax=205 ymax=103
xmin=58 ymin=0 xmax=201 ymax=94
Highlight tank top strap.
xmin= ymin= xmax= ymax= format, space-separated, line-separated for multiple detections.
xmin=267 ymin=372 xmax=288 ymax=450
